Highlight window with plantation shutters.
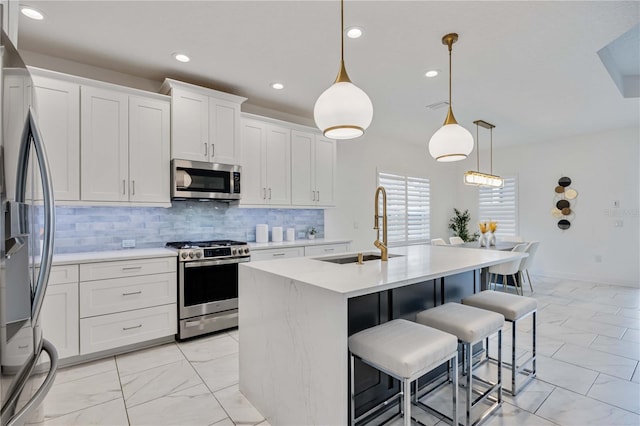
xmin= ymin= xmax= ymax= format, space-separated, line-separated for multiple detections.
xmin=377 ymin=172 xmax=430 ymax=246
xmin=478 ymin=176 xmax=518 ymax=238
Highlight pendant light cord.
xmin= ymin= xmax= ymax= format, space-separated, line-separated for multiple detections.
xmin=340 ymin=0 xmax=344 ymax=63
xmin=448 ymin=43 xmax=452 ymax=109
xmin=490 ymin=127 xmax=493 ymax=175
xmin=476 ymin=123 xmax=480 ymax=172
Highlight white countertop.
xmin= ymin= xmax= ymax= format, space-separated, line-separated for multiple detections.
xmin=241 ymin=244 xmax=526 ymax=298
xmin=49 ymin=248 xmax=177 ymax=265
xmin=248 ymin=238 xmax=351 ymax=250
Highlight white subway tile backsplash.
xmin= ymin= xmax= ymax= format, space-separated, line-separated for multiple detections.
xmin=36 ymin=201 xmax=323 ymax=254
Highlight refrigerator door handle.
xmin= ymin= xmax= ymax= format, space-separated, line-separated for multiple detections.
xmin=15 ymin=107 xmax=56 ymax=322
xmin=6 ymin=339 xmax=59 ymax=426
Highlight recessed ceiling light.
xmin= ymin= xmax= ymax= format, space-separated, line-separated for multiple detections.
xmin=21 ymin=6 xmax=44 ymax=20
xmin=271 ymin=82 xmax=284 ymax=90
xmin=425 ymin=70 xmax=439 ymax=78
xmin=173 ymin=53 xmax=190 ymax=63
xmin=346 ymin=27 xmax=363 ymax=39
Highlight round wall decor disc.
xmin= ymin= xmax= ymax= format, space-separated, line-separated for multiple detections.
xmin=558 ymin=177 xmax=572 ymax=187
xmin=551 ymin=208 xmax=563 ymax=218
xmin=555 ymin=186 xmax=565 ymax=193
xmin=558 ymin=219 xmax=571 ymax=230
xmin=565 ymin=188 xmax=578 ymax=199
xmin=561 ymin=207 xmax=572 ymax=215
xmin=556 ymin=199 xmax=570 ymax=210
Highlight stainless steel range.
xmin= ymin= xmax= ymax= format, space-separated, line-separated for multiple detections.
xmin=166 ymin=240 xmax=250 ymax=340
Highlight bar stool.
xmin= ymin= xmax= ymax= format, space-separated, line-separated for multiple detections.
xmin=348 ymin=319 xmax=458 ymax=426
xmin=462 ymin=290 xmax=537 ymax=395
xmin=416 ymin=303 xmax=504 ymax=426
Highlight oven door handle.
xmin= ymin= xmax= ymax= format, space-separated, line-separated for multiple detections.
xmin=183 ymin=257 xmax=250 ymax=268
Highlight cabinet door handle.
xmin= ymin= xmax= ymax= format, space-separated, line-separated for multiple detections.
xmin=211 ymin=144 xmax=215 ymax=158
xmin=272 ymin=253 xmax=285 ymax=257
xmin=317 ymin=191 xmax=320 ymax=202
xmin=131 ymin=180 xmax=135 ymax=196
xmin=262 ymin=188 xmax=266 ymax=199
xmin=204 ymin=143 xmax=208 ymax=156
xmin=122 ymin=180 xmax=126 ymax=195
xmin=122 ymin=290 xmax=142 ymax=296
xmin=122 ymin=266 xmax=143 ymax=271
xmin=312 ymin=190 xmax=315 ymax=201
xmin=324 ymin=248 xmax=334 ymax=252
xmin=122 ymin=324 xmax=142 ymax=331
xmin=269 ymin=188 xmax=272 ymax=200
xmin=18 ymin=345 xmax=29 ymax=349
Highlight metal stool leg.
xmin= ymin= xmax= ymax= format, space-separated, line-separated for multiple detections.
xmin=403 ymin=379 xmax=411 ymax=426
xmin=350 ymin=354 xmax=356 ymax=425
xmin=452 ymin=353 xmax=459 ymax=426
xmin=466 ymin=342 xmax=472 ymax=426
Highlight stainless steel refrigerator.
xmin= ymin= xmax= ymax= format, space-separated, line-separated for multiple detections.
xmin=0 ymin=24 xmax=57 ymax=426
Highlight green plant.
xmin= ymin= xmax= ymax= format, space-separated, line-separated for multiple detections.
xmin=308 ymin=227 xmax=317 ymax=235
xmin=448 ymin=208 xmax=479 ymax=242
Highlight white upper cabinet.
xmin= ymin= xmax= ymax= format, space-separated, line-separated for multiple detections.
xmin=240 ymin=117 xmax=291 ymax=206
xmin=170 ymin=88 xmax=209 ymax=161
xmin=80 ymin=86 xmax=129 ymax=202
xmin=31 ymin=75 xmax=80 ymax=201
xmin=161 ymin=79 xmax=246 ymax=165
xmin=291 ymin=130 xmax=336 ymax=206
xmin=128 ymin=96 xmax=170 ymax=203
xmin=29 ymin=68 xmax=171 ymax=206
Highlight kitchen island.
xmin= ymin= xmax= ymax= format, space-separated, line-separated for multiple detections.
xmin=238 ymin=244 xmax=526 ymax=425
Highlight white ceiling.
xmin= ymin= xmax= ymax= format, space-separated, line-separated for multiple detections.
xmin=17 ymin=1 xmax=640 ymax=148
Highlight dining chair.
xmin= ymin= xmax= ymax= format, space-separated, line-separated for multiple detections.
xmin=500 ymin=235 xmax=524 ymax=243
xmin=449 ymin=236 xmax=464 ymax=245
xmin=431 ymin=238 xmax=447 ymax=246
xmin=487 ymin=243 xmax=528 ymax=295
xmin=519 ymin=241 xmax=540 ymax=292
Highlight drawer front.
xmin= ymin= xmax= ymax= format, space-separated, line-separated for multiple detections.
xmin=250 ymin=247 xmax=303 ymax=261
xmin=2 ymin=327 xmax=34 ymax=368
xmin=80 ymin=257 xmax=176 ymax=281
xmin=304 ymin=243 xmax=350 ymax=257
xmin=80 ymin=273 xmax=177 ymax=318
xmin=38 ymin=264 xmax=79 ymax=286
xmin=80 ymin=304 xmax=176 ymax=355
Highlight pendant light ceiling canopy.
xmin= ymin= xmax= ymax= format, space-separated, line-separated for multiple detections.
xmin=314 ymin=0 xmax=373 ymax=140
xmin=463 ymin=120 xmax=504 ymax=188
xmin=428 ymin=33 xmax=474 ymax=162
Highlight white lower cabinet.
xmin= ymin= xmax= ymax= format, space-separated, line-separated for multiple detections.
xmin=79 ymin=257 xmax=177 ymax=355
xmin=80 ymin=304 xmax=176 ymax=355
xmin=303 ymin=243 xmax=349 ymax=257
xmin=250 ymin=247 xmax=303 ymax=261
xmin=40 ymin=255 xmax=178 ymax=360
xmin=40 ymin=265 xmax=80 ymax=360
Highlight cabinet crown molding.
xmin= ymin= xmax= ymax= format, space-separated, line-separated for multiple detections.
xmin=161 ymin=78 xmax=247 ymax=104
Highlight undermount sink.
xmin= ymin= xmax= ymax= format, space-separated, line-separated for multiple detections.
xmin=317 ymin=253 xmax=403 ymax=264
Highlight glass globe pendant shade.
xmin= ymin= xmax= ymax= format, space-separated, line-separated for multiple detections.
xmin=428 ymin=122 xmax=474 ymax=162
xmin=314 ymin=80 xmax=373 ymax=139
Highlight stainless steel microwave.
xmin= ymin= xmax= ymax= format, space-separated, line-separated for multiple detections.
xmin=172 ymin=159 xmax=241 ymax=201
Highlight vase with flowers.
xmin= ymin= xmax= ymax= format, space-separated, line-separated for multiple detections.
xmin=308 ymin=227 xmax=317 ymax=240
xmin=479 ymin=221 xmax=497 ymax=246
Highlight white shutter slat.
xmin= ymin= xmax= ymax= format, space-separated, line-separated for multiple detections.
xmin=478 ymin=176 xmax=518 ymax=238
xmin=378 ymin=171 xmax=430 ymax=245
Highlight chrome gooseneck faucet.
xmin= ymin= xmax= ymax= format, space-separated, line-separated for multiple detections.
xmin=373 ymin=186 xmax=388 ymax=261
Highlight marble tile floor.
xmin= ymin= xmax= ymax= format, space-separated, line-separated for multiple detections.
xmin=28 ymin=275 xmax=639 ymax=426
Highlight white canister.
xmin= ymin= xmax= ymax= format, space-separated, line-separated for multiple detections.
xmin=272 ymin=227 xmax=283 ymax=242
xmin=286 ymin=228 xmax=295 ymax=242
xmin=256 ymin=224 xmax=269 ymax=243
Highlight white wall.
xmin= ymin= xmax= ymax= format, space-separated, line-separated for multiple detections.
xmin=456 ymin=127 xmax=640 ymax=287
xmin=324 ymin=135 xmax=459 ymax=252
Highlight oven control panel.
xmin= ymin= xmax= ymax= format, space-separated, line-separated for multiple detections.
xmin=178 ymin=245 xmax=250 ymax=261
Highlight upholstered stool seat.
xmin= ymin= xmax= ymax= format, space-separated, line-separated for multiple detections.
xmin=349 ymin=319 xmax=458 ymax=426
xmin=463 ymin=290 xmax=537 ymax=395
xmin=416 ymin=303 xmax=504 ymax=426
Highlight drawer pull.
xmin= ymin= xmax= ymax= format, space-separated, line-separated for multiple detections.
xmin=122 ymin=324 xmax=142 ymax=331
xmin=324 ymin=248 xmax=334 ymax=252
xmin=18 ymin=345 xmax=29 ymax=349
xmin=272 ymin=253 xmax=286 ymax=257
xmin=122 ymin=291 xmax=142 ymax=296
xmin=122 ymin=266 xmax=143 ymax=271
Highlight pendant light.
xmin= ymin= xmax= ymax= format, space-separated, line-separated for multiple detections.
xmin=428 ymin=33 xmax=474 ymax=161
xmin=314 ymin=0 xmax=373 ymax=140
xmin=463 ymin=120 xmax=504 ymax=188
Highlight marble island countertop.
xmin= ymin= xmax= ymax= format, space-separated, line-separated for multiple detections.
xmin=242 ymin=244 xmax=526 ymax=298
